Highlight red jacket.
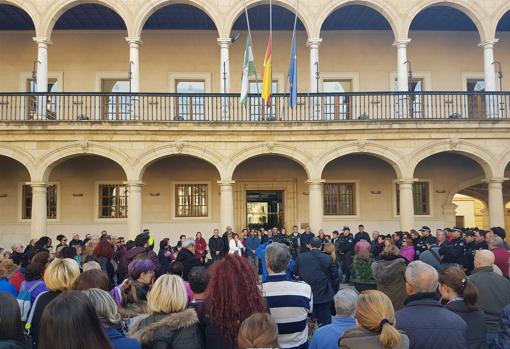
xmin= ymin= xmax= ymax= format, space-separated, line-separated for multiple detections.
xmin=492 ymin=247 xmax=510 ymax=278
xmin=9 ymin=270 xmax=25 ymax=292
xmin=195 ymin=238 xmax=207 ymax=260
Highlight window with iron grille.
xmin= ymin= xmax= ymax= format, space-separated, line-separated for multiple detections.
xmin=175 ymin=184 xmax=208 ymax=217
xmin=396 ymin=181 xmax=430 ymax=215
xmin=22 ymin=184 xmax=58 ymax=219
xmin=323 ymin=183 xmax=356 ymax=215
xmin=99 ymin=184 xmax=128 ymax=218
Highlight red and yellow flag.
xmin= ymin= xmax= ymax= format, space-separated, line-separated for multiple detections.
xmin=261 ymin=37 xmax=272 ymax=106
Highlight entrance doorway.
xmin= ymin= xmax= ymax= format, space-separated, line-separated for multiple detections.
xmin=246 ymin=191 xmax=284 ymax=230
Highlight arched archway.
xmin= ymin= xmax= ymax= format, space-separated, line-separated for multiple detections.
xmin=0 ymin=1 xmax=37 ymax=31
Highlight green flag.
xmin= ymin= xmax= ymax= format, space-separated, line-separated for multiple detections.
xmin=240 ymin=35 xmax=257 ymax=107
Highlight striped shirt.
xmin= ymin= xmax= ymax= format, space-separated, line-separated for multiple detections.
xmin=262 ymin=273 xmax=313 ymax=349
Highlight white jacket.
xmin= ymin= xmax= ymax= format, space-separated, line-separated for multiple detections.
xmin=229 ymin=239 xmax=244 ymax=255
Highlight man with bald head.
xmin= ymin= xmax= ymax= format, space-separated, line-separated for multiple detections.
xmin=470 ymin=249 xmax=510 ymax=344
xmin=395 ymin=261 xmax=467 ymax=349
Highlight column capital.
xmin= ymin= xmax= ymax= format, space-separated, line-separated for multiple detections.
xmin=397 ymin=178 xmax=417 ymax=185
xmin=306 ymin=179 xmax=325 ymax=185
xmin=124 ymin=180 xmax=144 ymax=187
xmin=217 ymin=37 xmax=232 ymax=48
xmin=126 ymin=37 xmax=142 ymax=47
xmin=393 ymin=38 xmax=411 ymax=48
xmin=478 ymin=39 xmax=499 ymax=49
xmin=32 ymin=37 xmax=52 ymax=48
xmin=484 ymin=177 xmax=508 ymax=184
xmin=217 ymin=180 xmax=235 ymax=186
xmin=307 ymin=38 xmax=322 ymax=48
xmin=26 ymin=181 xmax=47 ymax=188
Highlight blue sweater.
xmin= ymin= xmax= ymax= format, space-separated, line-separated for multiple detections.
xmin=310 ymin=316 xmax=356 ymax=349
xmin=246 ymin=236 xmax=261 ymax=257
xmin=256 ymin=242 xmax=295 ymax=282
xmin=0 ymin=277 xmax=17 ymax=297
xmin=104 ymin=326 xmax=141 ymax=349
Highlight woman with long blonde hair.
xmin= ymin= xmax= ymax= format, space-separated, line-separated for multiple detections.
xmin=339 ymin=290 xmax=409 ymax=349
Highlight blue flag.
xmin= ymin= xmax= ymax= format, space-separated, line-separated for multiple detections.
xmin=287 ymin=33 xmax=297 ymax=108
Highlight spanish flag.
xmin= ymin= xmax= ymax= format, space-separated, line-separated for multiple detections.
xmin=261 ymin=37 xmax=272 ymax=107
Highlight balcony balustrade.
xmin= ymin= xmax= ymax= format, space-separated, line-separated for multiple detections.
xmin=0 ymin=92 xmax=508 ymax=122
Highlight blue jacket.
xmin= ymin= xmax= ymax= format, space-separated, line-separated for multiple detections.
xmin=246 ymin=236 xmax=261 ymax=257
xmin=0 ymin=277 xmax=17 ymax=297
xmin=256 ymin=242 xmax=295 ymax=282
xmin=104 ymin=326 xmax=141 ymax=349
xmin=294 ymin=250 xmax=339 ymax=305
xmin=492 ymin=304 xmax=510 ymax=349
xmin=309 ymin=316 xmax=356 ymax=349
xmin=396 ymin=293 xmax=467 ymax=349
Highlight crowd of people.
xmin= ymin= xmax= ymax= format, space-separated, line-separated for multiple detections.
xmin=0 ymin=223 xmax=509 ymax=349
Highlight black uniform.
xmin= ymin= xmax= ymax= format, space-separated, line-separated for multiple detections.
xmin=289 ymin=233 xmax=301 ymax=259
xmin=462 ymin=241 xmax=477 ymax=273
xmin=336 ymin=233 xmax=355 ymax=283
xmin=209 ymin=236 xmax=225 ymax=262
xmin=354 ymin=231 xmax=370 ymax=243
xmin=474 ymin=241 xmax=488 ymax=250
xmin=449 ymin=237 xmax=466 ymax=264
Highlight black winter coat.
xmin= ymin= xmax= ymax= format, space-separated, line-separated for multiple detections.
xmin=295 ymin=249 xmax=339 ymax=304
xmin=130 ymin=309 xmax=203 ymax=349
xmin=492 ymin=304 xmax=510 ymax=349
xmin=0 ymin=340 xmax=27 ymax=349
xmin=445 ymin=300 xmax=487 ymax=349
xmin=208 ymin=236 xmax=225 ymax=259
xmin=175 ymin=249 xmax=200 ymax=281
xmin=395 ymin=293 xmax=467 ymax=349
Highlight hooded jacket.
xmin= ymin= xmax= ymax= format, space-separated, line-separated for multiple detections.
xmin=129 ymin=308 xmax=203 ymax=349
xmin=444 ymin=300 xmax=487 ymax=349
xmin=371 ymin=255 xmax=407 ymax=311
xmin=339 ymin=327 xmax=409 ymax=349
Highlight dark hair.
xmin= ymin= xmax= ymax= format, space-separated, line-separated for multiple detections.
xmin=126 ymin=240 xmax=135 ymax=250
xmin=0 ymin=293 xmax=24 ymax=342
xmin=439 ymin=246 xmax=457 ymax=263
xmin=25 ymin=262 xmax=45 ymax=281
xmin=35 ymin=237 xmax=51 ymax=250
xmin=439 ymin=266 xmax=479 ymax=311
xmin=477 ymin=230 xmax=487 ymax=237
xmin=56 ymin=234 xmax=66 ymax=242
xmin=134 ymin=233 xmax=149 ymax=247
xmin=188 ymin=267 xmax=209 ymax=293
xmin=93 ymin=241 xmax=113 ymax=259
xmin=160 ymin=238 xmax=170 ymax=250
xmin=31 ymin=251 xmax=50 ymax=266
xmin=72 ymin=270 xmax=109 ymax=291
xmin=490 ymin=227 xmax=506 ymax=239
xmin=168 ymin=261 xmax=184 ymax=276
xmin=39 ymin=291 xmax=113 ymax=349
xmin=179 ymin=234 xmax=186 ymax=240
xmin=59 ymin=246 xmax=77 ymax=259
xmin=128 ymin=258 xmax=155 ymax=280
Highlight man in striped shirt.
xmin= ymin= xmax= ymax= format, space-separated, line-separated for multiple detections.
xmin=261 ymin=242 xmax=313 ymax=349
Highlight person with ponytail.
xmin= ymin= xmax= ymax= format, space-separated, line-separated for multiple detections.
xmin=439 ymin=266 xmax=487 ymax=349
xmin=339 ymin=290 xmax=409 ymax=349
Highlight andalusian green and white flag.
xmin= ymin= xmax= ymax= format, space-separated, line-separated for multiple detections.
xmin=240 ymin=35 xmax=257 ymax=107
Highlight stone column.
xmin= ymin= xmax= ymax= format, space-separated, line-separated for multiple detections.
xmin=399 ymin=179 xmax=415 ymax=231
xmin=442 ymin=203 xmax=458 ymax=228
xmin=30 ymin=182 xmax=47 ymax=239
xmin=307 ymin=38 xmax=322 ymax=92
xmin=126 ymin=181 xmax=143 ymax=239
xmin=218 ymin=180 xmax=235 ymax=230
xmin=479 ymin=40 xmax=498 ymax=92
xmin=487 ymin=178 xmax=506 ymax=228
xmin=307 ymin=179 xmax=324 ymax=232
xmin=126 ymin=37 xmax=141 ymax=93
xmin=33 ymin=38 xmax=51 ymax=119
xmin=394 ymin=39 xmax=411 ymax=92
xmin=217 ymin=38 xmax=231 ymax=93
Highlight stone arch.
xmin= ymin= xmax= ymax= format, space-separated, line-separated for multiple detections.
xmin=39 ymin=0 xmax=132 ymax=39
xmin=403 ymin=0 xmax=489 ymax=41
xmin=408 ymin=140 xmax=497 ymax=179
xmin=445 ymin=175 xmax=485 ymax=205
xmin=495 ymin=147 xmax=510 ymax=180
xmin=133 ymin=0 xmax=221 ymax=39
xmin=133 ymin=142 xmax=227 ymax=181
xmin=34 ymin=142 xmax=133 ymax=182
xmin=0 ymin=143 xmax=37 ymax=179
xmin=317 ymin=141 xmax=406 ymax=179
xmin=227 ymin=143 xmax=313 ymax=179
xmin=490 ymin=2 xmax=510 ymax=39
xmin=225 ymin=0 xmax=314 ymax=39
xmin=0 ymin=0 xmax=39 ymax=30
xmin=316 ymin=0 xmax=402 ymax=40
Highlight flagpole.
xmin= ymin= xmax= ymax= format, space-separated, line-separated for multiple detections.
xmin=285 ymin=0 xmax=299 ymax=98
xmin=242 ymin=0 xmax=259 ymax=94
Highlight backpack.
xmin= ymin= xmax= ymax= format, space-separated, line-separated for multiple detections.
xmin=17 ymin=281 xmax=43 ymax=322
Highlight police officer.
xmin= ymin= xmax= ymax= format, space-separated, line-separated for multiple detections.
xmin=335 ymin=226 xmax=354 ymax=283
xmin=462 ymin=230 xmax=477 ymax=273
xmin=474 ymin=230 xmax=489 ymax=250
xmin=449 ymin=227 xmax=466 ymax=264
xmin=289 ymin=225 xmax=301 ymax=259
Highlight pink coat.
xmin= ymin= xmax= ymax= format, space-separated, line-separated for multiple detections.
xmin=355 ymin=239 xmax=371 ymax=255
xmin=400 ymin=245 xmax=415 ymax=262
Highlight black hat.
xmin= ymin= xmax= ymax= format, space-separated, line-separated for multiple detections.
xmin=134 ymin=232 xmax=149 ymax=247
xmin=310 ymin=238 xmax=323 ymax=249
xmin=452 ymin=227 xmax=464 ymax=233
xmin=418 ymin=226 xmax=431 ymax=232
xmin=465 ymin=230 xmax=475 ymax=237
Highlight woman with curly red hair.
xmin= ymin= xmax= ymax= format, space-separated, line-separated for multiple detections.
xmin=198 ymin=254 xmax=267 ymax=349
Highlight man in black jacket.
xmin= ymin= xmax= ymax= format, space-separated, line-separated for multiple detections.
xmin=295 ymin=238 xmax=339 ymax=326
xmin=354 ymin=224 xmax=370 ymax=243
xmin=209 ymin=228 xmax=225 ymax=262
xmin=175 ymin=239 xmax=200 ymax=281
xmin=336 ymin=227 xmax=354 ymax=283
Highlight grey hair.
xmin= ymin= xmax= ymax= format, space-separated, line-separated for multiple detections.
xmin=265 ymin=242 xmax=291 ymax=273
xmin=489 ymin=236 xmax=505 ymax=248
xmin=82 ymin=288 xmax=121 ymax=325
xmin=405 ymin=260 xmax=438 ymax=293
xmin=334 ymin=289 xmax=359 ymax=317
